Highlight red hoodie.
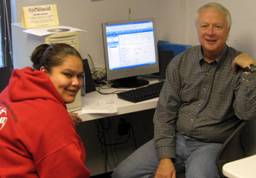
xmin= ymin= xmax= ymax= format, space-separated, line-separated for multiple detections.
xmin=0 ymin=67 xmax=90 ymax=178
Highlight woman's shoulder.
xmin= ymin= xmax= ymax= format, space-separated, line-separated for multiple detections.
xmin=14 ymin=98 xmax=71 ymax=129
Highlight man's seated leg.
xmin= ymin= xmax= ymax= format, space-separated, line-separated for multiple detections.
xmin=112 ymin=139 xmax=159 ymax=178
xmin=185 ymin=142 xmax=222 ymax=178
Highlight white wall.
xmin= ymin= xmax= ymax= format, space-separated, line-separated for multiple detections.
xmin=11 ymin=0 xmax=187 ymax=68
xmin=11 ymin=0 xmax=256 ymax=66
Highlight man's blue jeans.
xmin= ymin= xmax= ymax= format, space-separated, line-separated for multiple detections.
xmin=112 ymin=133 xmax=222 ymax=178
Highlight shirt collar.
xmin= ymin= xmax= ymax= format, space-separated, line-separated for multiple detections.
xmin=199 ymin=45 xmax=228 ymax=65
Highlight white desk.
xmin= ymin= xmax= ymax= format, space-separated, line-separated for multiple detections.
xmin=222 ymin=154 xmax=256 ymax=178
xmin=77 ymin=89 xmax=158 ymax=122
xmin=74 ymin=80 xmax=161 ymax=175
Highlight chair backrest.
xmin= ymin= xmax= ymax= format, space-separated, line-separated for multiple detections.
xmin=0 ymin=67 xmax=12 ymax=92
xmin=240 ymin=119 xmax=256 ymax=156
xmin=156 ymin=41 xmax=191 ymax=79
xmin=217 ymin=119 xmax=256 ymax=177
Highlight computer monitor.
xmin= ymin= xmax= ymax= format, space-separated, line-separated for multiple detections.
xmin=102 ymin=19 xmax=159 ymax=88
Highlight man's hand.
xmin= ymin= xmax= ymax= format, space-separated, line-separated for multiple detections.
xmin=232 ymin=53 xmax=256 ymax=71
xmin=154 ymin=158 xmax=176 ymax=178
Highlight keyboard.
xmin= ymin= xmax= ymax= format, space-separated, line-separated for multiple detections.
xmin=117 ymin=81 xmax=164 ymax=102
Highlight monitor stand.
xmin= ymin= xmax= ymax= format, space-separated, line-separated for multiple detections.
xmin=111 ymin=76 xmax=149 ymax=88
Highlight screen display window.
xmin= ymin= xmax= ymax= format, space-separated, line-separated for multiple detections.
xmin=105 ymin=20 xmax=157 ymax=70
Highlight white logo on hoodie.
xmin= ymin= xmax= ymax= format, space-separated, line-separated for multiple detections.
xmin=0 ymin=106 xmax=7 ymax=130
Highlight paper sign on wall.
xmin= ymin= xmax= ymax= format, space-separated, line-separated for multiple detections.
xmin=21 ymin=4 xmax=59 ymax=29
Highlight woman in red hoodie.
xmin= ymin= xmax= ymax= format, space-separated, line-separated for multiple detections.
xmin=0 ymin=43 xmax=90 ymax=178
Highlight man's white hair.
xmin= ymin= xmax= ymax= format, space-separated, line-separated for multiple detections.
xmin=197 ymin=2 xmax=232 ymax=28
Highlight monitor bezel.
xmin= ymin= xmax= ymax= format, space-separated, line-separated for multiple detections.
xmin=102 ymin=19 xmax=159 ymax=82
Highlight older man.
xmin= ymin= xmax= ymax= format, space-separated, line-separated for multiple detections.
xmin=112 ymin=2 xmax=256 ymax=178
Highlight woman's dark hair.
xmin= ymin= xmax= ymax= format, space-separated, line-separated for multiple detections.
xmin=31 ymin=43 xmax=82 ymax=70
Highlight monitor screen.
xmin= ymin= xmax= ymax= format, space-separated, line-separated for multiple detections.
xmin=102 ymin=19 xmax=159 ymax=88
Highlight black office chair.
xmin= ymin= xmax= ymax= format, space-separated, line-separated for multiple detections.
xmin=216 ymin=119 xmax=256 ymax=178
xmin=0 ymin=67 xmax=11 ymax=92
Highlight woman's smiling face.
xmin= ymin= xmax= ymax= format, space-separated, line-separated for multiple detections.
xmin=46 ymin=55 xmax=84 ymax=104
